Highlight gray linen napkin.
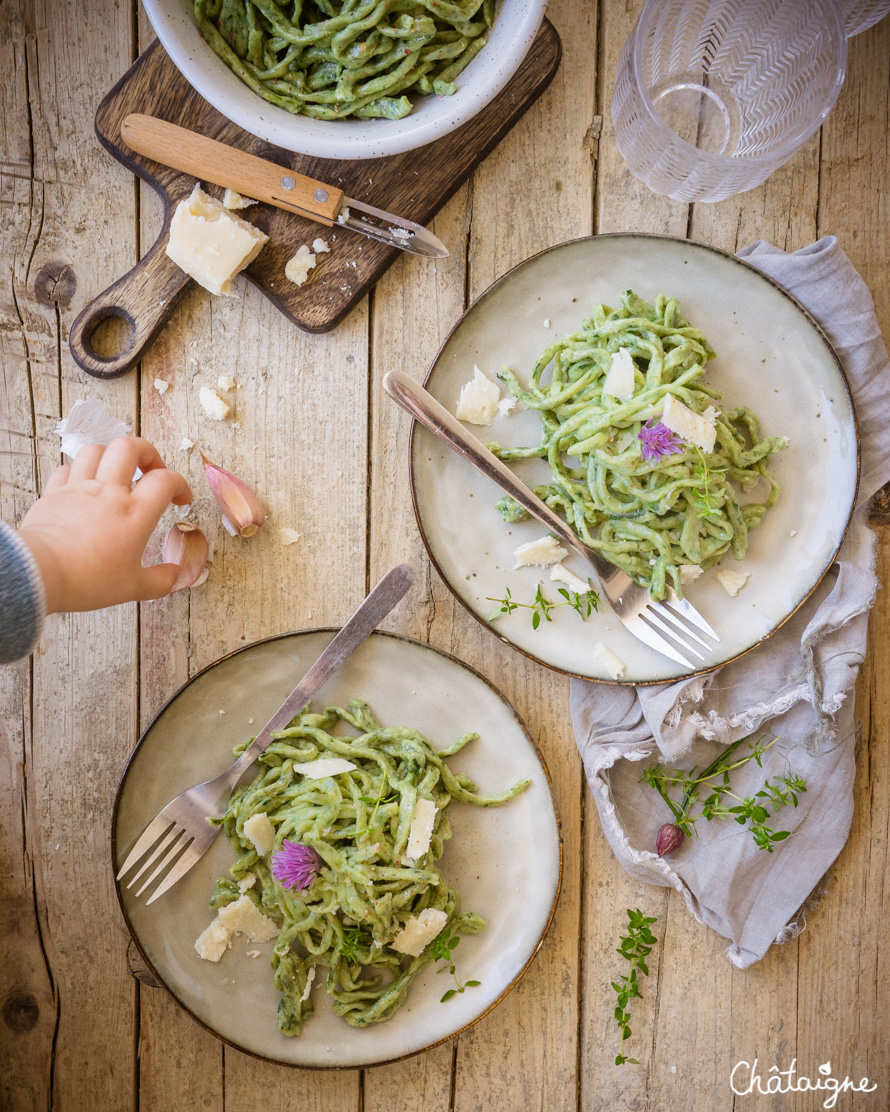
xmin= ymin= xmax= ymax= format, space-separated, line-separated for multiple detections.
xmin=570 ymin=237 xmax=890 ymax=968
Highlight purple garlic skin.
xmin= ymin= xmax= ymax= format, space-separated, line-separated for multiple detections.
xmin=656 ymin=823 xmax=685 ymax=857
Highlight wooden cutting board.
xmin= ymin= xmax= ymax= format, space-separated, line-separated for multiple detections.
xmin=69 ymin=25 xmax=561 ymax=378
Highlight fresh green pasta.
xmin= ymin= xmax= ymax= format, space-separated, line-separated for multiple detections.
xmin=208 ymin=699 xmax=529 ymax=1035
xmin=490 ymin=291 xmax=786 ymax=600
xmin=195 ymin=0 xmax=495 ymax=120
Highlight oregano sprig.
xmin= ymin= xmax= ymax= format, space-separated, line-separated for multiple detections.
xmin=486 ymin=583 xmax=600 ymax=629
xmin=612 ymin=909 xmax=658 ymax=1066
xmin=431 ymin=932 xmax=480 ymax=1002
xmin=640 ymin=733 xmax=807 ymax=855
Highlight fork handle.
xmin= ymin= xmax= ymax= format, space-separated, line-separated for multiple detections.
xmin=383 ymin=370 xmax=610 ymax=577
xmin=225 ymin=564 xmax=414 ymax=784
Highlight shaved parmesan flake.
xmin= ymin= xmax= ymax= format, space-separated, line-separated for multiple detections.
xmin=662 ymin=394 xmax=717 ymax=452
xmin=390 ymin=908 xmax=447 ymax=957
xmin=456 ymin=366 xmax=500 ymax=426
xmin=602 ymin=347 xmax=636 ymax=401
xmin=194 ymin=918 xmax=232 ymax=962
xmin=550 ymin=564 xmax=590 ymax=594
xmin=513 ymin=535 xmax=568 ymax=568
xmin=300 ymin=966 xmax=316 ymax=1002
xmin=279 ymin=528 xmax=301 ymax=546
xmin=594 ymin=641 xmax=626 ymax=680
xmin=243 ymin=812 xmax=275 ymax=857
xmin=217 ymin=895 xmax=279 ymax=942
xmin=404 ymin=798 xmax=437 ymax=862
xmin=679 ymin=564 xmax=704 ymax=584
xmin=237 ymin=872 xmax=257 ymax=892
xmin=717 ymin=569 xmax=750 ymax=597
xmin=296 ymin=758 xmax=357 ymax=779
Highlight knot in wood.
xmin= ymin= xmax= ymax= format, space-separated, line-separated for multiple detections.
xmin=2 ymin=989 xmax=40 ymax=1032
xmin=34 ymin=261 xmax=77 ymax=309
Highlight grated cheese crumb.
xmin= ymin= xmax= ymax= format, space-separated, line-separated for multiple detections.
xmin=679 ymin=564 xmax=704 ymax=584
xmin=153 ymin=378 xmax=171 ymax=395
xmin=279 ymin=528 xmax=301 ymax=546
xmin=513 ymin=535 xmax=568 ymax=568
xmin=594 ymin=641 xmax=626 ymax=680
xmin=717 ymin=569 xmax=750 ymax=597
xmin=199 ymin=386 xmax=230 ymax=421
xmin=180 ymin=437 xmax=194 ymax=451
xmin=217 ymin=374 xmax=236 ymax=392
xmin=285 ymin=244 xmax=317 ymax=286
xmin=223 ymin=188 xmax=258 ymax=210
xmin=312 ymin=237 xmax=331 ymax=254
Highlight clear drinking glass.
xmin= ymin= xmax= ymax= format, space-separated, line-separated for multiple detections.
xmin=611 ymin=0 xmax=848 ymax=203
xmin=838 ymin=0 xmax=890 ymax=36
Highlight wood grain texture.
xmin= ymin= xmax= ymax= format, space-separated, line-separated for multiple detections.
xmin=1 ymin=1 xmax=889 ymax=1110
xmin=69 ymin=25 xmax=561 ymax=379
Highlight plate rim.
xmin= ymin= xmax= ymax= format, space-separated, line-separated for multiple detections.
xmin=112 ymin=627 xmax=563 ymax=1069
xmin=409 ymin=232 xmax=862 ymax=685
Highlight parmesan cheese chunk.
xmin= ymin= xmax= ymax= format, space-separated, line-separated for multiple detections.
xmin=661 ymin=394 xmax=717 ymax=453
xmin=217 ymin=895 xmax=279 ymax=942
xmin=679 ymin=564 xmax=704 ymax=584
xmin=296 ymin=758 xmax=357 ymax=779
xmin=717 ymin=569 xmax=750 ymax=597
xmin=550 ymin=563 xmax=591 ymax=595
xmin=237 ymin=872 xmax=257 ymax=892
xmin=389 ymin=908 xmax=448 ymax=957
xmin=513 ymin=535 xmax=568 ymax=569
xmin=404 ymin=798 xmax=437 ymax=862
xmin=284 ymin=244 xmax=316 ymax=287
xmin=217 ymin=374 xmax=236 ymax=392
xmin=243 ymin=812 xmax=275 ymax=857
xmin=312 ymin=237 xmax=331 ymax=254
xmin=594 ymin=641 xmax=626 ymax=680
xmin=223 ymin=188 xmax=258 ymax=210
xmin=194 ymin=917 xmax=233 ymax=962
xmin=455 ymin=366 xmax=500 ymax=426
xmin=199 ymin=386 xmax=230 ymax=421
xmin=166 ymin=185 xmax=267 ymax=296
xmin=602 ymin=347 xmax=636 ymax=401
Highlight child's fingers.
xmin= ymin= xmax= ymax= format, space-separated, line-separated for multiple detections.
xmin=95 ymin=437 xmax=166 ymax=487
xmin=44 ymin=464 xmax=71 ymax=493
xmin=132 ymin=466 xmax=192 ymax=520
xmin=134 ymin=562 xmax=181 ymax=601
xmin=69 ymin=444 xmax=105 ymax=482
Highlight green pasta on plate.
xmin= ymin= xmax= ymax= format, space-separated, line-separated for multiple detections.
xmin=490 ymin=290 xmax=787 ymax=600
xmin=196 ymin=699 xmax=528 ymax=1035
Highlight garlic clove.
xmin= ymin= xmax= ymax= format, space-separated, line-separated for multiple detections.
xmin=162 ymin=521 xmax=210 ymax=592
xmin=200 ymin=452 xmax=265 ymax=539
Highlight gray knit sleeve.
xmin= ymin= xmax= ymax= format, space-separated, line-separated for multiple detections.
xmin=0 ymin=523 xmax=47 ymax=663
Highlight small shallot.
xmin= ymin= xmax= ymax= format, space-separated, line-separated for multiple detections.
xmin=655 ymin=823 xmax=685 ymax=858
xmin=200 ymin=452 xmax=265 ymax=538
xmin=162 ymin=522 xmax=209 ymax=592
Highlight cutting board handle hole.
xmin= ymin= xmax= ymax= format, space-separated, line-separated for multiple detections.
xmin=86 ymin=311 xmax=135 ymax=361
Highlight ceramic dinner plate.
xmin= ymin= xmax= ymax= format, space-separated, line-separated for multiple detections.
xmin=410 ymin=234 xmax=860 ymax=684
xmin=113 ymin=630 xmax=561 ymax=1068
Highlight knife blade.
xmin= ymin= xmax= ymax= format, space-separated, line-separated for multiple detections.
xmin=120 ymin=114 xmax=449 ymax=259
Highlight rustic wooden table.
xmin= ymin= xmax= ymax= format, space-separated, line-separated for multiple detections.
xmin=2 ymin=2 xmax=888 ymax=1109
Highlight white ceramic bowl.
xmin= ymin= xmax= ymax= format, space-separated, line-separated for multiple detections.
xmin=141 ymin=0 xmax=550 ymax=160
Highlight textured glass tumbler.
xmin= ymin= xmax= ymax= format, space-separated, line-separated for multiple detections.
xmin=611 ymin=0 xmax=848 ymax=203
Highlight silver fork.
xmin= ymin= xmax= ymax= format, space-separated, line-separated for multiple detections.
xmin=383 ymin=370 xmax=719 ymax=671
xmin=116 ymin=564 xmax=414 ymax=904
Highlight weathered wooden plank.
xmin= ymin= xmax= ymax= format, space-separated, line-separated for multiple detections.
xmin=0 ymin=0 xmax=143 ymax=1108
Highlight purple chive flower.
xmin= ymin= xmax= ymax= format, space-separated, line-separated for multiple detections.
xmin=271 ymin=840 xmax=323 ymax=890
xmin=638 ymin=418 xmax=683 ymax=462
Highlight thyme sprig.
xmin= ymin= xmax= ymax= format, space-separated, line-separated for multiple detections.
xmin=640 ymin=733 xmax=807 ymax=853
xmin=691 ymin=447 xmax=727 ymax=520
xmin=431 ymin=932 xmax=480 ymax=1002
xmin=612 ymin=908 xmax=658 ymax=1066
xmin=486 ymin=583 xmax=600 ymax=629
xmin=340 ymin=925 xmax=373 ymax=963
xmin=355 ymin=782 xmax=397 ymax=838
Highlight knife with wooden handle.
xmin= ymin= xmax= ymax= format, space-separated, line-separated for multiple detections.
xmin=120 ymin=114 xmax=448 ymax=258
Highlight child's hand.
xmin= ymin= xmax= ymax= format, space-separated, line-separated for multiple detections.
xmin=17 ymin=437 xmax=192 ymax=614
